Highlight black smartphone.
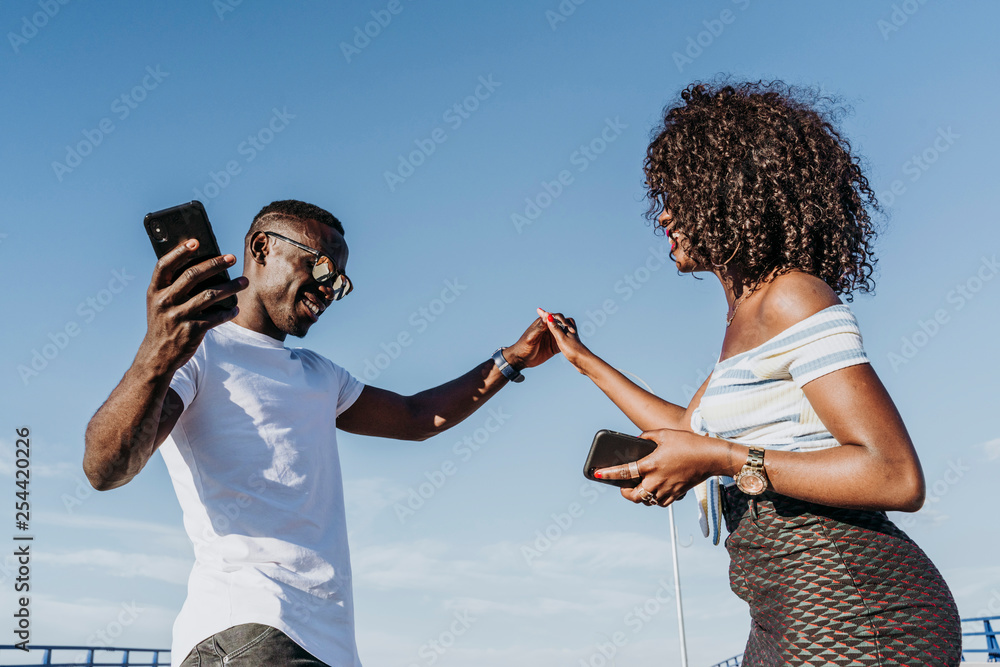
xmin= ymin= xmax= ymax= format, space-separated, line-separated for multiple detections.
xmin=143 ymin=201 xmax=238 ymax=313
xmin=582 ymin=429 xmax=657 ymax=488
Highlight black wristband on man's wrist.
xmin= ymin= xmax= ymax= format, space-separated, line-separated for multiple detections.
xmin=492 ymin=348 xmax=524 ymax=383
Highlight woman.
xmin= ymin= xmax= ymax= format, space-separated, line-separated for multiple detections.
xmin=539 ymin=81 xmax=962 ymax=665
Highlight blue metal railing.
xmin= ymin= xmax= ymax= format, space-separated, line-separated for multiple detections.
xmin=709 ymin=656 xmax=741 ymax=667
xmin=0 ymin=645 xmax=169 ymax=667
xmin=4 ymin=615 xmax=999 ymax=667
xmin=962 ymin=615 xmax=1000 ymax=662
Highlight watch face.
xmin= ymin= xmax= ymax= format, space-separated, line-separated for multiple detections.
xmin=738 ymin=472 xmax=765 ymax=495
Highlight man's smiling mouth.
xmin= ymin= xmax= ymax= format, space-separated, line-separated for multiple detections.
xmin=301 ymin=293 xmax=326 ymax=320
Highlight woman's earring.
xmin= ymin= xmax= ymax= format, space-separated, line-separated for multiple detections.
xmin=717 ymin=240 xmax=742 ymax=267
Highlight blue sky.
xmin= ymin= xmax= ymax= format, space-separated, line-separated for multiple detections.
xmin=1 ymin=1 xmax=999 ymax=665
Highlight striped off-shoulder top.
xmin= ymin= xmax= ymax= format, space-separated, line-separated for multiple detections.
xmin=690 ymin=303 xmax=871 ymax=453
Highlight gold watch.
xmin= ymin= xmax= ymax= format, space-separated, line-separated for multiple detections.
xmin=734 ymin=447 xmax=768 ymax=495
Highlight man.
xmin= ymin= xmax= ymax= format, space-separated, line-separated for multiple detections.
xmin=83 ymin=200 xmax=557 ymax=667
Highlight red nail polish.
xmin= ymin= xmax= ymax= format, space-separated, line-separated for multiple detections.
xmin=547 ymin=314 xmax=554 ymax=322
xmin=594 ymin=471 xmax=602 ymax=479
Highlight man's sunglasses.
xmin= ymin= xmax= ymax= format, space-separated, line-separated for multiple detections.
xmin=264 ymin=231 xmax=353 ymax=300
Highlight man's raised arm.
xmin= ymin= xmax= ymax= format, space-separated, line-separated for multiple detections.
xmin=336 ymin=318 xmax=558 ymax=441
xmin=83 ymin=240 xmax=246 ymax=490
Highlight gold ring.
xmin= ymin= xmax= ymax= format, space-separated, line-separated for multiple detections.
xmin=628 ymin=461 xmax=640 ymax=479
xmin=637 ymin=486 xmax=657 ymax=505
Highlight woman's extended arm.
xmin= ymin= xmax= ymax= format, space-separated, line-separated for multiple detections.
xmin=537 ymin=308 xmax=709 ymax=432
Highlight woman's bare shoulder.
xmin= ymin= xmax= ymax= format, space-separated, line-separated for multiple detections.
xmin=758 ymin=270 xmax=843 ymax=335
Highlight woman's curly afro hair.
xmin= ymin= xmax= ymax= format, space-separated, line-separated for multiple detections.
xmin=644 ymin=80 xmax=879 ymax=299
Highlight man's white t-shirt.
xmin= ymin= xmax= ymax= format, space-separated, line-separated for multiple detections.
xmin=158 ymin=321 xmax=365 ymax=666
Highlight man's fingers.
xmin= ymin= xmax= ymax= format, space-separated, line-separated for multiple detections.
xmin=164 ymin=253 xmax=239 ymax=303
xmin=191 ymin=304 xmax=241 ymax=330
xmin=151 ymin=239 xmax=200 ymax=291
xmin=177 ymin=276 xmax=248 ymax=318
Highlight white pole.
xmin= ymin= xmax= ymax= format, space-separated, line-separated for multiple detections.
xmin=668 ymin=503 xmax=689 ymax=667
xmin=617 ymin=369 xmax=690 ymax=667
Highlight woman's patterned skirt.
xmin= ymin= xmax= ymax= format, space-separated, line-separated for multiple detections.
xmin=721 ymin=486 xmax=962 ymax=666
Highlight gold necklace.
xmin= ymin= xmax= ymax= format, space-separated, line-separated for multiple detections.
xmin=726 ymin=289 xmax=751 ymax=327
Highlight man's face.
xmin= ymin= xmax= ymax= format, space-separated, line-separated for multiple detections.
xmin=255 ymin=218 xmax=350 ymax=338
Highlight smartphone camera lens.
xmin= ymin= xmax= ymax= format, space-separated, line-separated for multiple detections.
xmin=151 ymin=224 xmax=168 ymax=242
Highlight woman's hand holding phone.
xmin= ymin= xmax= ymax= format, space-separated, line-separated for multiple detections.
xmin=593 ymin=428 xmax=728 ymax=507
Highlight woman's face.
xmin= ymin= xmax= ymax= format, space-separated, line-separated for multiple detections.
xmin=658 ymin=207 xmax=700 ymax=272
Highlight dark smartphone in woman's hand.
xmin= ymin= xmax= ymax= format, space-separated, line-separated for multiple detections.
xmin=143 ymin=201 xmax=238 ymax=313
xmin=583 ymin=429 xmax=657 ymax=488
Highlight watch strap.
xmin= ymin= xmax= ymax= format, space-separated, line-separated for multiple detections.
xmin=735 ymin=447 xmax=768 ymax=495
xmin=492 ymin=348 xmax=524 ymax=383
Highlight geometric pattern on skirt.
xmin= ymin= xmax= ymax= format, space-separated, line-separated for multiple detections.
xmin=721 ymin=486 xmax=962 ymax=666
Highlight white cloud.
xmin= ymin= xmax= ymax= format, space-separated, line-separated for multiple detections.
xmin=892 ymin=506 xmax=951 ymax=529
xmin=0 ymin=437 xmax=80 ymax=478
xmin=937 ymin=563 xmax=1000 ymax=600
xmin=353 ymin=538 xmax=522 ymax=591
xmin=353 ymin=531 xmax=727 ymax=591
xmin=520 ymin=531 xmax=727 ymax=578
xmin=355 ymin=629 xmax=585 ymax=667
xmin=34 ymin=549 xmax=191 ymax=585
xmin=351 ymin=530 xmax=733 ymax=626
xmin=33 ymin=509 xmax=190 ymax=548
xmin=981 ymin=437 xmax=1000 ymax=461
xmin=442 ymin=593 xmax=629 ymax=618
xmin=23 ymin=592 xmax=175 ymax=650
xmin=344 ymin=476 xmax=408 ymax=531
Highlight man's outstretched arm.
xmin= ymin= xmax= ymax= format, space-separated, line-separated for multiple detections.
xmin=84 ymin=241 xmax=246 ymax=490
xmin=336 ymin=318 xmax=556 ymax=441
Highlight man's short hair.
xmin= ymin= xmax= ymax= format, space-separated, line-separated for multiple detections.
xmin=247 ymin=200 xmax=345 ymax=244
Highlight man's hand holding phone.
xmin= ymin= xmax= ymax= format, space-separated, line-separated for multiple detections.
xmin=137 ymin=239 xmax=247 ymax=377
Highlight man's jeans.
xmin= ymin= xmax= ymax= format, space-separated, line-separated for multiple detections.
xmin=179 ymin=623 xmax=330 ymax=666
